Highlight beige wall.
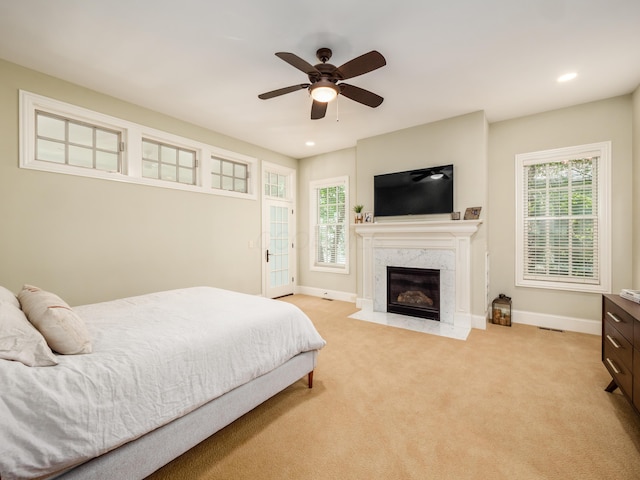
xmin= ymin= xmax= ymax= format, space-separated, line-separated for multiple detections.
xmin=296 ymin=148 xmax=358 ymax=294
xmin=0 ymin=59 xmax=296 ymax=305
xmin=488 ymin=96 xmax=633 ymax=322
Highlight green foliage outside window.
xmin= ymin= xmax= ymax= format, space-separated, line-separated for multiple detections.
xmin=316 ymin=185 xmax=346 ymax=266
xmin=524 ymin=158 xmax=597 ymax=280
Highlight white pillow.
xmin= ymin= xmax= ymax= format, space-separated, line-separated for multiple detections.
xmin=18 ymin=285 xmax=92 ymax=355
xmin=0 ymin=301 xmax=58 ymax=367
xmin=0 ymin=286 xmax=19 ymax=309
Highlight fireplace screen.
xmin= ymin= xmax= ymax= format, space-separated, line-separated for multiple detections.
xmin=387 ymin=266 xmax=440 ymax=321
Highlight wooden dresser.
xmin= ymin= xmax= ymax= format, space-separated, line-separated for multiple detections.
xmin=602 ymin=294 xmax=640 ymax=414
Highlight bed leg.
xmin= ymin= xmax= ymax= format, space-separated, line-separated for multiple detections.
xmin=308 ymin=371 xmax=314 ymax=388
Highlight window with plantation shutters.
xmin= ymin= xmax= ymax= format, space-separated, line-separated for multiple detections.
xmin=515 ymin=142 xmax=611 ymax=293
xmin=309 ymin=176 xmax=349 ymax=273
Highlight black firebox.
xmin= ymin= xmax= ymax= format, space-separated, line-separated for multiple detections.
xmin=386 ymin=266 xmax=440 ymax=321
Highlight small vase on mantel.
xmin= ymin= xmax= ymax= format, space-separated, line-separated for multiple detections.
xmin=353 ymin=205 xmax=364 ymax=224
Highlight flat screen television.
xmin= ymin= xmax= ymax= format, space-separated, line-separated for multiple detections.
xmin=374 ymin=164 xmax=454 ymax=217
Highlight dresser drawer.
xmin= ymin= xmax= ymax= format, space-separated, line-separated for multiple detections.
xmin=634 ymin=349 xmax=640 ymax=413
xmin=603 ymin=349 xmax=633 ymax=397
xmin=603 ymin=320 xmax=633 ymax=371
xmin=603 ymin=298 xmax=634 ymax=341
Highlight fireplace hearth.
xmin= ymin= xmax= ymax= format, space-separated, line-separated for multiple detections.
xmin=387 ymin=266 xmax=440 ymax=321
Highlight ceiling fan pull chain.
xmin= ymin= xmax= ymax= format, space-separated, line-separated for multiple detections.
xmin=336 ymin=94 xmax=340 ymax=122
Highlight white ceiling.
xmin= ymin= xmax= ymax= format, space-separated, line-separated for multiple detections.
xmin=1 ymin=0 xmax=639 ymax=159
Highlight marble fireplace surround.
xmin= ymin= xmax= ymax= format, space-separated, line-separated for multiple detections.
xmin=354 ymin=220 xmax=482 ymax=331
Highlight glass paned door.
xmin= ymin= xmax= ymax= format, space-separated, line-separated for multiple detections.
xmin=267 ymin=205 xmax=291 ymax=295
xmin=263 ymin=163 xmax=295 ymax=298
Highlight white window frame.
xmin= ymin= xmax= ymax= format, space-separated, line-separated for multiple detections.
xmin=309 ymin=176 xmax=350 ymax=274
xmin=19 ymin=90 xmax=257 ymax=200
xmin=515 ymin=141 xmax=611 ymax=293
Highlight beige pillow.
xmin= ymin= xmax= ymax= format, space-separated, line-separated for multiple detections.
xmin=0 ymin=286 xmax=20 ymax=309
xmin=0 ymin=301 xmax=58 ymax=367
xmin=18 ymin=285 xmax=92 ymax=355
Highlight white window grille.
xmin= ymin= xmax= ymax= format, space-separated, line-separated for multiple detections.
xmin=309 ymin=177 xmax=349 ymax=273
xmin=264 ymin=171 xmax=287 ymax=199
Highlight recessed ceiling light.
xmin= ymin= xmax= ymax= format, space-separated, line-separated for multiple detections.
xmin=305 ymin=141 xmax=315 ymax=147
xmin=557 ymin=72 xmax=577 ymax=83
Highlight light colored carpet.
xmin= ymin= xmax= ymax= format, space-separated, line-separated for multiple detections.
xmin=146 ymin=295 xmax=640 ymax=480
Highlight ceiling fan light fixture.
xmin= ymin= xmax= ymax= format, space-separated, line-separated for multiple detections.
xmin=310 ymin=81 xmax=339 ymax=103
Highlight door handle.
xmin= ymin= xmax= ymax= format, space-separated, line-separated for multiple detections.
xmin=265 ymin=249 xmax=271 ymax=262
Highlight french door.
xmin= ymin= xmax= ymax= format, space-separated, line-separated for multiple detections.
xmin=262 ymin=163 xmax=296 ymax=298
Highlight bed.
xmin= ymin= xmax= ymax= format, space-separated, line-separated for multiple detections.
xmin=0 ymin=286 xmax=326 ymax=480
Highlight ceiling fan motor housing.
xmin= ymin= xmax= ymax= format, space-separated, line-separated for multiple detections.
xmin=316 ymin=48 xmax=332 ymax=63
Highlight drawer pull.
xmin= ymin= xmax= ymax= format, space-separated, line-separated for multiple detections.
xmin=606 ymin=334 xmax=621 ymax=349
xmin=606 ymin=311 xmax=622 ymax=323
xmin=606 ymin=358 xmax=621 ymax=375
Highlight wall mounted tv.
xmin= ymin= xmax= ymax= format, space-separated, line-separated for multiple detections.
xmin=374 ymin=164 xmax=454 ymax=217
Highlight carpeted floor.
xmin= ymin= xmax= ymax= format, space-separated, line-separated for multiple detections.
xmin=146 ymin=295 xmax=640 ymax=480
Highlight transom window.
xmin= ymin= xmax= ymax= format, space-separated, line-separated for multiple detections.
xmin=309 ymin=177 xmax=349 ymax=273
xmin=265 ymin=172 xmax=287 ymax=198
xmin=142 ymin=139 xmax=196 ymax=185
xmin=20 ymin=91 xmax=258 ymax=200
xmin=211 ymin=157 xmax=248 ymax=193
xmin=36 ymin=111 xmax=121 ymax=172
xmin=515 ymin=142 xmax=611 ymax=293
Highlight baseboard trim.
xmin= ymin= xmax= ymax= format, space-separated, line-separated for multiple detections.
xmin=471 ymin=314 xmax=487 ymax=330
xmin=294 ymin=286 xmax=357 ymax=303
xmin=510 ymin=309 xmax=600 ymax=335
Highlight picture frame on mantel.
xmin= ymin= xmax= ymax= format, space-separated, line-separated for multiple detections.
xmin=364 ymin=212 xmax=373 ymax=223
xmin=464 ymin=206 xmax=482 ymax=220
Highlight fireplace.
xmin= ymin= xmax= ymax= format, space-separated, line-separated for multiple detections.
xmin=355 ymin=220 xmax=482 ymax=332
xmin=387 ymin=266 xmax=440 ymax=321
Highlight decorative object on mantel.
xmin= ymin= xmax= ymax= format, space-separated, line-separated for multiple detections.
xmin=353 ymin=204 xmax=364 ymax=223
xmin=491 ymin=294 xmax=512 ymax=326
xmin=464 ymin=206 xmax=482 ymax=220
xmin=451 ymin=211 xmax=460 ymax=220
xmin=364 ymin=212 xmax=373 ymax=223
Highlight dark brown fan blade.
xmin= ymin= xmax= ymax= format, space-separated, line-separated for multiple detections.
xmin=311 ymin=100 xmax=327 ymax=120
xmin=275 ymin=52 xmax=320 ymax=75
xmin=336 ymin=51 xmax=386 ymax=80
xmin=258 ymin=84 xmax=310 ymax=100
xmin=339 ymin=84 xmax=384 ymax=108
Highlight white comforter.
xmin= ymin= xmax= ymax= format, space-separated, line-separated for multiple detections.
xmin=0 ymin=287 xmax=325 ymax=480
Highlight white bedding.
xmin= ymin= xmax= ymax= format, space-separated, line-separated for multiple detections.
xmin=0 ymin=287 xmax=326 ymax=480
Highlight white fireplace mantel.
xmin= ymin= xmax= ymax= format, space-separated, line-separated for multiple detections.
xmin=355 ymin=220 xmax=482 ymax=330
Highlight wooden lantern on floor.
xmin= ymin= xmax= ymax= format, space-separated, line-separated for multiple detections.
xmin=491 ymin=294 xmax=512 ymax=327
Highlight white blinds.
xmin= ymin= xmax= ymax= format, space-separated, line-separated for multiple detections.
xmin=314 ymin=184 xmax=346 ymax=267
xmin=522 ymin=157 xmax=599 ymax=284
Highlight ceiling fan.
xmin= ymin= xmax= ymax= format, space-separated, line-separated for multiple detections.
xmin=410 ymin=167 xmax=450 ymax=182
xmin=258 ymin=47 xmax=386 ymax=120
